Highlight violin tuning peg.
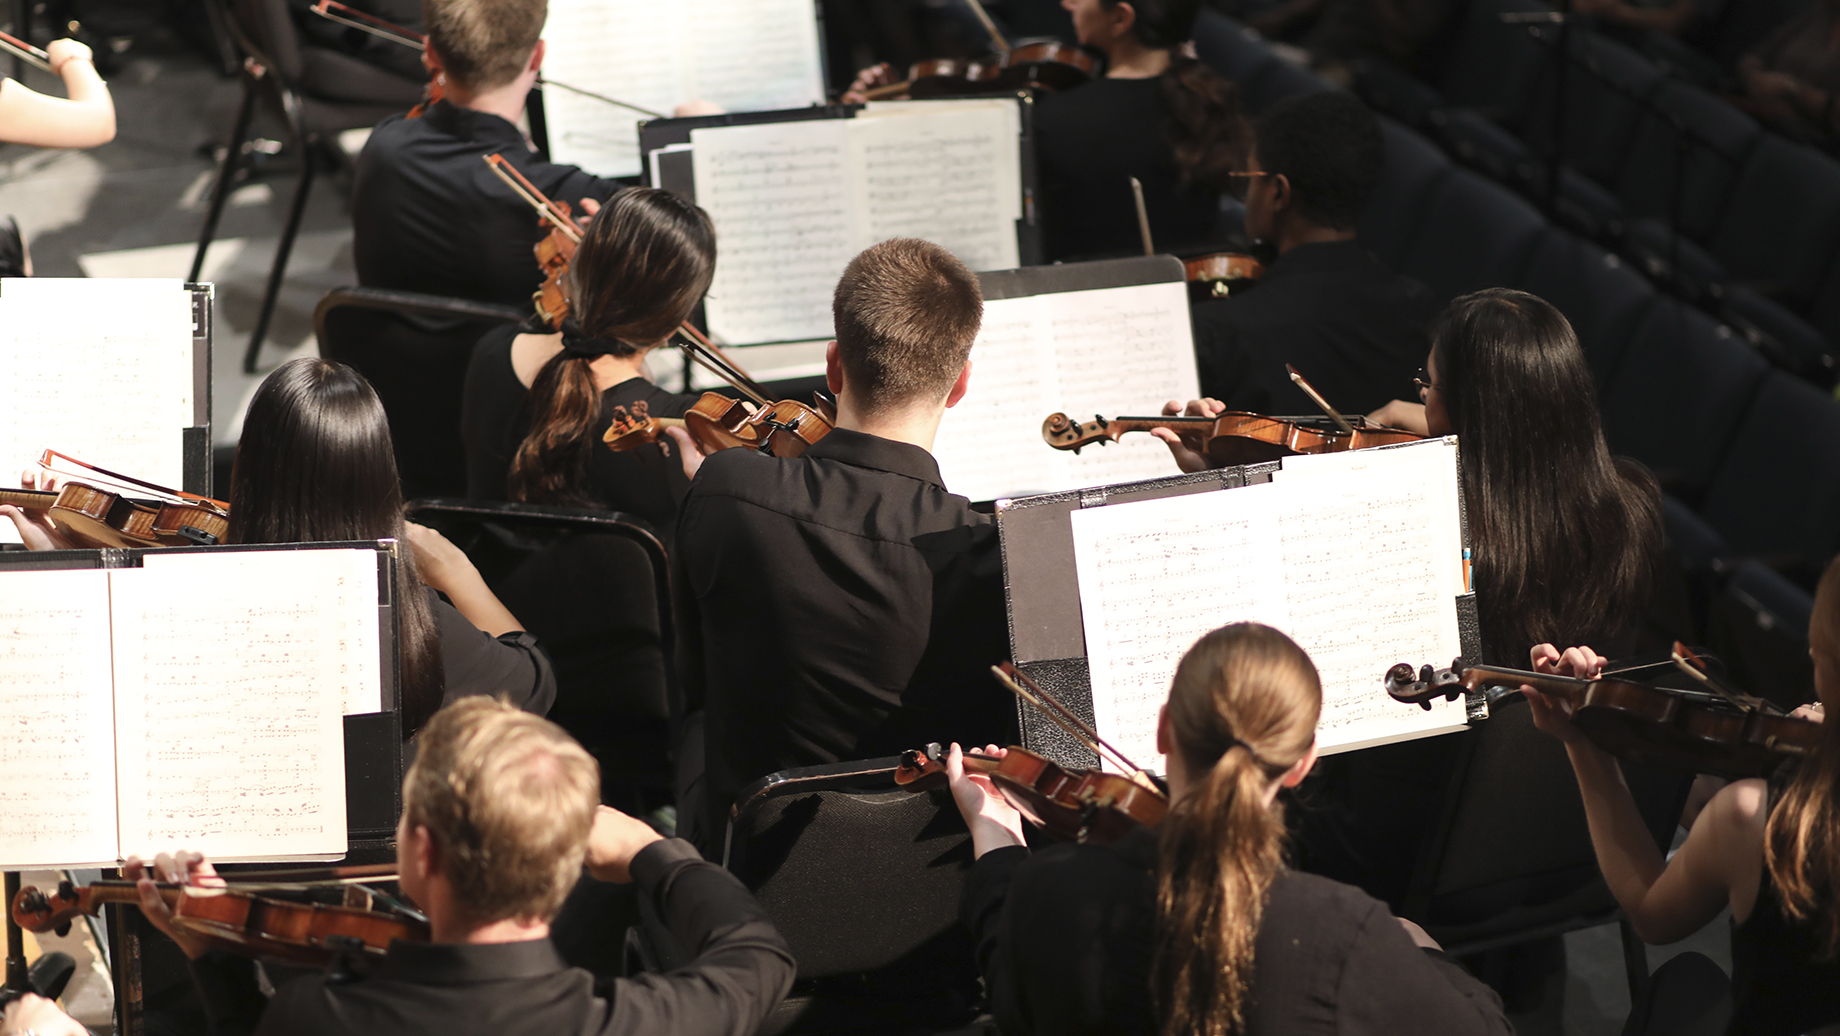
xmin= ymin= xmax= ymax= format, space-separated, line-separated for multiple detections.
xmin=53 ymin=921 xmax=70 ymax=938
xmin=1419 ymin=664 xmax=1436 ymax=685
xmin=1445 ymin=690 xmax=1461 ymax=703
xmin=1071 ymin=446 xmax=1082 ymax=455
xmin=1418 ymin=701 xmax=1432 ymax=711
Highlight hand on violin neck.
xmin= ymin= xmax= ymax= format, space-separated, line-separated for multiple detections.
xmin=945 ymin=743 xmax=1025 ymax=858
xmin=841 ymin=63 xmax=896 ymax=105
xmin=125 ymin=850 xmax=224 ymax=959
xmin=1150 ymin=398 xmax=1224 ymax=474
xmin=663 ymin=425 xmax=709 ymax=481
xmin=1522 ymin=644 xmax=1606 ymax=751
xmin=1364 ymin=400 xmax=1428 ymax=437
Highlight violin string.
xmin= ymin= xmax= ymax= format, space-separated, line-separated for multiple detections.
xmin=990 ymin=665 xmax=1143 ymax=775
xmin=536 ymin=77 xmax=665 ymax=119
xmin=675 ymin=323 xmax=772 ymax=405
xmin=37 ymin=450 xmax=222 ymax=509
xmin=484 ymin=155 xmax=581 ymax=243
xmin=0 ymin=29 xmax=53 ymax=73
xmin=1000 ymin=664 xmax=1145 ymax=774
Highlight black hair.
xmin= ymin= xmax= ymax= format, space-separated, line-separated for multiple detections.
xmin=227 ymin=358 xmax=445 ymax=737
xmin=1254 ymin=91 xmax=1383 ymax=230
xmin=1100 ymin=0 xmax=1248 ymax=190
xmin=1433 ymin=289 xmax=1662 ymax=661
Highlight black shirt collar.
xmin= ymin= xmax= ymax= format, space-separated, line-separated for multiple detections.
xmin=803 ymin=427 xmax=946 ymax=488
xmin=1263 ymin=238 xmax=1370 ymax=281
xmin=419 ymin=100 xmax=531 ymax=150
xmin=378 ymin=937 xmax=569 ymax=985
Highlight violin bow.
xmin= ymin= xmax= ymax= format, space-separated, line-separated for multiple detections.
xmin=991 ymin=663 xmax=1146 ymax=776
xmin=960 ymin=0 xmax=1011 ymax=56
xmin=1285 ymin=365 xmax=1356 ymax=435
xmin=1130 ymin=177 xmax=1154 ymax=257
xmin=0 ymin=29 xmax=52 ymax=73
xmin=1670 ymin=642 xmax=1779 ymax=715
xmin=38 ymin=450 xmax=228 ymax=510
xmin=312 ymin=3 xmax=664 ymax=118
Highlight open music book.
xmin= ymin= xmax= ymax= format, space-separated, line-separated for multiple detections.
xmin=692 ymin=98 xmax=1024 ymax=345
xmin=0 ymin=548 xmax=383 ymax=869
xmin=933 ymin=271 xmax=1199 ymax=502
xmin=541 ymin=0 xmax=826 ymax=179
xmin=1066 ymin=439 xmax=1470 ymax=771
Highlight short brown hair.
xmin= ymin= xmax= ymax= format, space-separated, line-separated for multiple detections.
xmin=403 ymin=697 xmax=598 ymax=925
xmin=423 ymin=0 xmax=546 ymax=92
xmin=831 ymin=238 xmax=983 ymax=414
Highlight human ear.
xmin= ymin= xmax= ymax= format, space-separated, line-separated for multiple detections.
xmin=1155 ymin=705 xmax=1171 ymax=756
xmin=825 ymin=340 xmax=844 ymax=396
xmin=1279 ymin=739 xmax=1318 ymax=787
xmin=528 ymin=39 xmax=546 ymax=73
xmin=944 ymin=358 xmax=973 ymax=408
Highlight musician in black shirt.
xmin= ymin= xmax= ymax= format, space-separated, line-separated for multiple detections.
xmin=351 ymin=0 xmax=623 ymax=307
xmin=670 ymin=238 xmax=1013 ymax=849
xmin=0 ymin=697 xmax=795 ymax=1036
xmin=1189 ymin=91 xmax=1436 ymax=418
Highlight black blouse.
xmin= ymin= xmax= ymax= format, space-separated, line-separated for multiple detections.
xmin=461 ymin=325 xmax=696 ymax=543
xmin=1032 ymin=76 xmax=1225 ymax=263
xmin=429 ymin=589 xmax=555 ymax=716
xmin=1728 ymin=820 xmax=1840 ymax=1035
xmin=961 ymin=827 xmax=1514 ymax=1036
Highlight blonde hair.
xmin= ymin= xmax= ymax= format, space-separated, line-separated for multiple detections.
xmin=1765 ymin=555 xmax=1840 ymax=957
xmin=1155 ymin=624 xmax=1321 ymax=1036
xmin=830 ymin=238 xmax=983 ymax=415
xmin=423 ymin=0 xmax=547 ymax=91
xmin=403 ymin=697 xmax=598 ymax=925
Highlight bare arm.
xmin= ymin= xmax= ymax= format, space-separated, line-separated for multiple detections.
xmin=0 ymin=39 xmax=114 ymax=148
xmin=403 ymin=522 xmax=525 ymax=637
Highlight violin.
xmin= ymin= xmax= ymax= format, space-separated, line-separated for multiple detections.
xmin=13 ymin=865 xmax=426 ymax=967
xmin=863 ymin=41 xmax=1096 ymax=100
xmin=1384 ymin=645 xmax=1824 ymax=780
xmin=2 ymin=451 xmax=229 ymax=548
xmin=602 ymin=393 xmax=835 ymax=460
xmin=1042 ymin=411 xmax=1422 ymax=465
xmin=896 ymin=741 xmax=1166 ymax=844
xmin=1184 ymin=252 xmax=1265 ymax=300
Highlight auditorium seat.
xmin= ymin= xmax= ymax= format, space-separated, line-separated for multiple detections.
xmin=1353 ymin=57 xmax=1447 ymax=129
xmin=1521 ymin=32 xmax=1663 ymax=189
xmin=1433 ymin=0 xmax=1555 ymax=128
xmin=1191 ymin=9 xmax=1279 ymax=90
xmin=1615 ymin=79 xmax=1762 ymax=243
xmin=1708 ymin=135 xmax=1840 ymax=309
xmin=1241 ymin=58 xmax=1336 ymax=114
xmin=1517 ymin=230 xmax=1656 ymax=388
xmin=1659 ymin=494 xmax=1731 ymax=643
xmin=1431 ymin=108 xmax=1627 ymax=239
xmin=1697 ymin=371 xmax=1840 ymax=563
xmin=1360 ymin=118 xmax=1453 ymax=268
xmin=1720 ymin=287 xmax=1839 ymax=389
xmin=1598 ymin=300 xmax=1768 ymax=499
xmin=1707 ymin=561 xmax=1817 ymax=709
xmin=1403 ymin=168 xmax=1548 ymax=298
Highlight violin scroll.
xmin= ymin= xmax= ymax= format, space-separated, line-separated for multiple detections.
xmin=1384 ymin=661 xmax=1468 ymax=710
xmin=1041 ymin=413 xmax=1121 ymax=454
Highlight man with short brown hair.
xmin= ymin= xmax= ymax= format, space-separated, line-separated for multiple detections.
xmin=0 ymin=698 xmax=796 ymax=1036
xmin=670 ymin=238 xmax=1014 ymax=851
xmin=351 ymin=0 xmax=623 ymax=308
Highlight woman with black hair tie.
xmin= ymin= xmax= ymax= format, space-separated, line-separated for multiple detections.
xmin=461 ymin=188 xmax=717 ymax=543
xmin=3 ymin=358 xmax=556 ymax=738
xmin=949 ymin=623 xmax=1513 ymax=1035
xmin=845 ymin=0 xmax=1247 ymax=262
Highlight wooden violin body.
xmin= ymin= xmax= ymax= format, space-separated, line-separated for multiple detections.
xmin=603 ymin=392 xmax=835 ymax=459
xmin=1184 ymin=252 xmax=1265 ymax=300
xmin=13 ymin=875 xmax=426 ymax=967
xmin=0 ymin=484 xmax=227 ymax=549
xmin=1042 ymin=411 xmax=1423 ymax=466
xmin=864 ymin=40 xmax=1095 ymax=100
xmin=896 ymin=742 xmax=1167 ymax=844
xmin=1385 ymin=661 xmax=1823 ymax=779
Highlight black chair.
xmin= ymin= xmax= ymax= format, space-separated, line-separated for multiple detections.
xmin=1719 ymin=287 xmax=1838 ymax=389
xmin=1359 ymin=117 xmax=1453 ymax=269
xmin=1598 ymin=299 xmax=1768 ymax=500
xmin=1432 ymin=0 xmax=1555 ymax=127
xmin=315 ymin=287 xmax=525 ymax=500
xmin=719 ymin=757 xmax=981 ymax=1036
xmin=1517 ymin=229 xmax=1657 ymax=389
xmin=1403 ymin=168 xmax=1548 ymax=299
xmin=1191 ymin=9 xmax=1280 ymax=88
xmin=1353 ymin=56 xmax=1448 ymax=129
xmin=404 ymin=499 xmax=677 ymax=812
xmin=1241 ymin=58 xmax=1336 ymax=114
xmin=1707 ymin=135 xmax=1840 ymax=309
xmin=1615 ymin=80 xmax=1761 ymax=242
xmin=1697 ymin=370 xmax=1840 ymax=563
xmin=1708 ymin=560 xmax=1817 ymax=710
xmin=1519 ymin=30 xmax=1663 ymax=191
xmin=192 ymin=0 xmax=424 ymax=374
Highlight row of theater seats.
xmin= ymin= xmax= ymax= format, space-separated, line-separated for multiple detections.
xmin=1345 ymin=0 xmax=1840 ymax=389
xmin=1192 ymin=8 xmax=1836 ymax=701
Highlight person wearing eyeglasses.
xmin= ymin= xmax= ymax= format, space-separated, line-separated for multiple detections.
xmin=1187 ymin=90 xmax=1436 ymax=422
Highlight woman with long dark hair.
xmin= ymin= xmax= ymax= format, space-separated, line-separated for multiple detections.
xmin=949 ymin=623 xmax=1512 ymax=1034
xmin=844 ymin=0 xmax=1247 ymax=262
xmin=462 ymin=188 xmax=717 ymax=538
xmin=1524 ymin=559 xmax=1840 ymax=1035
xmin=6 ymin=358 xmax=555 ymax=737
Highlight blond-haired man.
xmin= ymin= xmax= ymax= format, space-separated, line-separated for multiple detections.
xmin=3 ymin=698 xmax=793 ymax=1036
xmin=671 ymin=238 xmax=1015 ymax=850
xmin=351 ymin=0 xmax=624 ymax=307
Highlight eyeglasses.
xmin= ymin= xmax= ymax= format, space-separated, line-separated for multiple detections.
xmin=1227 ymin=170 xmax=1273 ymax=179
xmin=1413 ymin=367 xmax=1438 ymax=394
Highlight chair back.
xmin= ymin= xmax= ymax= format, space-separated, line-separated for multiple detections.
xmin=317 ymin=288 xmax=526 ymax=500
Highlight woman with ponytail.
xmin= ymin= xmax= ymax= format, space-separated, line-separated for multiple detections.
xmin=844 ymin=0 xmax=1247 ymax=262
xmin=462 ymin=187 xmax=717 ymax=542
xmin=1524 ymin=558 xmax=1840 ymax=1036
xmin=947 ymin=623 xmax=1512 ymax=1035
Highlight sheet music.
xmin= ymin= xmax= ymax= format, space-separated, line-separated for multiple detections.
xmin=543 ymin=0 xmax=824 ymax=179
xmin=0 ymin=570 xmax=120 ymax=869
xmin=694 ymin=100 xmax=1023 ymax=345
xmin=110 ymin=560 xmax=349 ymax=862
xmin=1070 ymin=440 xmax=1468 ymax=772
xmin=933 ymin=281 xmax=1199 ymax=502
xmin=0 ymin=278 xmax=194 ymax=488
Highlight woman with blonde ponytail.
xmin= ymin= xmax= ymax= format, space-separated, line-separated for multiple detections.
xmin=462 ymin=187 xmax=717 ymax=542
xmin=948 ymin=623 xmax=1513 ymax=1035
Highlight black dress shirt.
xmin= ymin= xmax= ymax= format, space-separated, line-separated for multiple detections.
xmin=430 ymin=589 xmax=556 ymax=716
xmin=674 ymin=428 xmax=1014 ymax=844
xmin=352 ymin=101 xmax=624 ymax=307
xmin=461 ymin=325 xmax=696 ymax=544
xmin=1190 ymin=239 xmax=1439 ymax=417
xmin=961 ymin=827 xmax=1514 ymax=1036
xmin=1033 ymin=77 xmax=1225 ymax=263
xmin=189 ymin=838 xmax=795 ymax=1036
